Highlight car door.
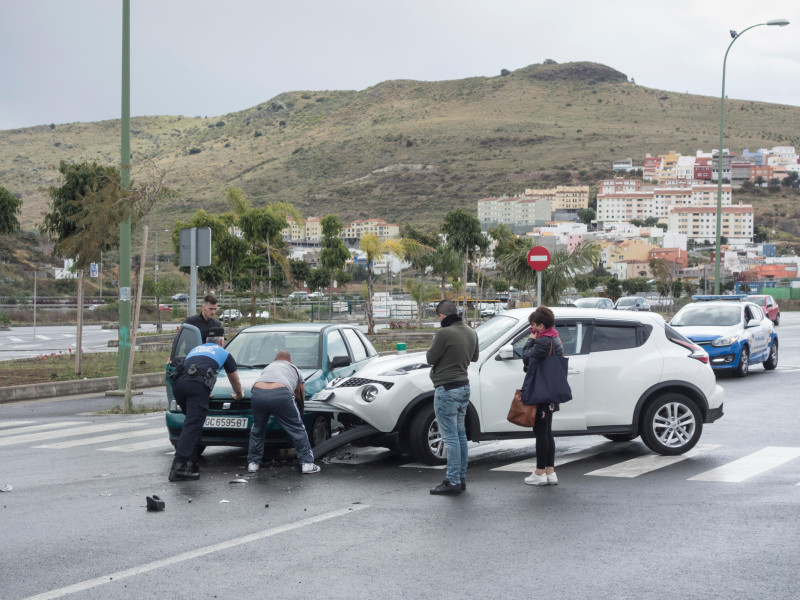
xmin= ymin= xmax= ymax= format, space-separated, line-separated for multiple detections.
xmin=165 ymin=323 xmax=202 ymax=403
xmin=746 ymin=305 xmax=771 ymax=362
xmin=478 ymin=319 xmax=590 ymax=433
xmin=325 ymin=329 xmax=358 ymax=382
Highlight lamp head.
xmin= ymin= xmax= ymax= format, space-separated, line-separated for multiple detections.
xmin=730 ymin=30 xmax=737 ymax=38
xmin=766 ymin=19 xmax=790 ymax=26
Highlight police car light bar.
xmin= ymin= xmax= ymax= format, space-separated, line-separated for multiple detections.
xmin=691 ymin=294 xmax=748 ymax=302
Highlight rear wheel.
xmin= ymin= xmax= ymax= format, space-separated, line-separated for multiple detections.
xmin=602 ymin=433 xmax=638 ymax=442
xmin=774 ymin=313 xmax=780 ymax=326
xmin=640 ymin=394 xmax=702 ymax=456
xmin=764 ymin=339 xmax=778 ymax=371
xmin=408 ymin=405 xmax=446 ymax=465
xmin=734 ymin=346 xmax=749 ymax=378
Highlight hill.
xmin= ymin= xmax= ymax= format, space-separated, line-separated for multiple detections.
xmin=2 ymin=61 xmax=800 ymax=242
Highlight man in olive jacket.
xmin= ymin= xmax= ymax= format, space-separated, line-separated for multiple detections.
xmin=426 ymin=299 xmax=479 ymax=496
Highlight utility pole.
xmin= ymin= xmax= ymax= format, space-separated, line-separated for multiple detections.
xmin=117 ymin=0 xmax=132 ymax=390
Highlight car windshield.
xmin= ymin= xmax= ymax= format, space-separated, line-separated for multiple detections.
xmin=224 ymin=331 xmax=321 ymax=370
xmin=616 ymin=298 xmax=637 ymax=306
xmin=475 ymin=315 xmax=520 ymax=351
xmin=573 ymin=298 xmax=601 ymax=308
xmin=746 ymin=296 xmax=765 ymax=305
xmin=671 ymin=305 xmax=741 ymax=327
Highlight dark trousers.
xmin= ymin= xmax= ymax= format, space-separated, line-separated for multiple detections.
xmin=247 ymin=387 xmax=314 ymax=465
xmin=173 ymin=377 xmax=210 ymax=461
xmin=533 ymin=405 xmax=555 ymax=470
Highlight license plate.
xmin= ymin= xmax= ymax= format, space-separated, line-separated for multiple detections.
xmin=314 ymin=390 xmax=334 ymax=401
xmin=203 ymin=417 xmax=249 ymax=429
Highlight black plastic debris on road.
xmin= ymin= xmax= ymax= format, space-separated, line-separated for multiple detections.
xmin=146 ymin=495 xmax=165 ymax=511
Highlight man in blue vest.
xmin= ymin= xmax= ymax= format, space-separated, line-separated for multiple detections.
xmin=169 ymin=327 xmax=244 ymax=481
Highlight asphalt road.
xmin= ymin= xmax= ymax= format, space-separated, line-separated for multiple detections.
xmin=1 ymin=314 xmax=799 ymax=599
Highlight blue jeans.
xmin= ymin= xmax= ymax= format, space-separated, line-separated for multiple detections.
xmin=433 ymin=384 xmax=470 ymax=485
xmin=248 ymin=387 xmax=314 ymax=465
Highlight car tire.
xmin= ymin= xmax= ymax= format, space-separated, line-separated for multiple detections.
xmin=640 ymin=394 xmax=702 ymax=456
xmin=408 ymin=405 xmax=446 ymax=466
xmin=774 ymin=314 xmax=780 ymax=326
xmin=602 ymin=433 xmax=638 ymax=442
xmin=309 ymin=415 xmax=331 ymax=447
xmin=734 ymin=346 xmax=749 ymax=378
xmin=764 ymin=339 xmax=778 ymax=371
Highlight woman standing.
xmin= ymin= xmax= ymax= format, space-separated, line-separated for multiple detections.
xmin=521 ymin=306 xmax=564 ymax=486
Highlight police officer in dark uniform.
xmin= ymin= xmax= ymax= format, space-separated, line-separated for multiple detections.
xmin=169 ymin=327 xmax=244 ymax=481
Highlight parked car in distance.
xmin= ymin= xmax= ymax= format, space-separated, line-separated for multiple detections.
xmin=746 ymin=294 xmax=780 ymax=325
xmin=308 ymin=308 xmax=724 ymax=464
xmin=220 ymin=309 xmax=241 ymax=322
xmin=573 ymin=297 xmax=614 ymax=309
xmin=308 ymin=291 xmax=326 ymax=300
xmin=171 ymin=293 xmax=189 ymax=301
xmin=614 ymin=296 xmax=651 ymax=311
xmin=158 ymin=304 xmax=172 ymax=311
xmin=288 ymin=291 xmax=309 ymax=301
xmin=669 ymin=296 xmax=778 ymax=377
xmin=165 ymin=322 xmax=380 ymax=452
xmin=247 ymin=310 xmax=270 ymax=319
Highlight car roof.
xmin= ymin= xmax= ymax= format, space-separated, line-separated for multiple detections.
xmin=234 ymin=322 xmax=355 ymax=334
xmin=501 ymin=307 xmax=665 ymax=325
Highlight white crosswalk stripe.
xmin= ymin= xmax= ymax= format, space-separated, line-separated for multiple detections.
xmin=34 ymin=427 xmax=164 ymax=449
xmin=491 ymin=441 xmax=627 ymax=472
xmin=35 ymin=335 xmax=51 ymax=340
xmin=0 ymin=420 xmax=36 ymax=429
xmin=0 ymin=422 xmax=141 ymax=447
xmin=689 ymin=447 xmax=800 ymax=482
xmin=100 ymin=438 xmax=174 ymax=452
xmin=586 ymin=444 xmax=719 ymax=478
xmin=8 ymin=336 xmax=23 ymax=342
xmin=0 ymin=421 xmax=88 ymax=438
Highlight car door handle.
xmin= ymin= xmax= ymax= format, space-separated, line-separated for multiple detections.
xmin=568 ymin=369 xmax=582 ymax=375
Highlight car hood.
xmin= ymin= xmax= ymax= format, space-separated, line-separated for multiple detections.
xmin=337 ymin=351 xmax=430 ymax=378
xmin=212 ymin=367 xmax=321 ymax=399
xmin=672 ymin=324 xmax=741 ymax=342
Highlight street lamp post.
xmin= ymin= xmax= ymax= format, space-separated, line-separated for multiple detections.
xmin=713 ymin=18 xmax=789 ymax=294
xmin=153 ymin=229 xmax=169 ymax=284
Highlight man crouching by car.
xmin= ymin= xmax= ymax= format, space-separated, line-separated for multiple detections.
xmin=169 ymin=327 xmax=244 ymax=481
xmin=426 ymin=299 xmax=479 ymax=496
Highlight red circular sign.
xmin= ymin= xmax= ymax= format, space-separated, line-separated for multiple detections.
xmin=527 ymin=246 xmax=551 ymax=271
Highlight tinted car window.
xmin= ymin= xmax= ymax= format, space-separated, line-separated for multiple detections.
xmin=509 ymin=322 xmax=588 ymax=358
xmin=590 ymin=324 xmax=650 ymax=352
xmin=354 ymin=330 xmax=378 ymax=357
xmin=342 ymin=328 xmax=368 ymax=363
xmin=326 ymin=330 xmax=349 ymax=365
xmin=173 ymin=327 xmax=200 ymax=359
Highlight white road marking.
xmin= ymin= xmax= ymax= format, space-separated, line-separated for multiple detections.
xmin=34 ymin=427 xmax=164 ymax=449
xmin=689 ymin=447 xmax=800 ymax=483
xmin=8 ymin=336 xmax=23 ymax=342
xmin=586 ymin=444 xmax=719 ymax=478
xmin=401 ymin=440 xmax=531 ymax=469
xmin=0 ymin=420 xmax=36 ymax=429
xmin=0 ymin=422 xmax=141 ymax=447
xmin=35 ymin=335 xmax=51 ymax=341
xmin=0 ymin=421 xmax=88 ymax=438
xmin=22 ymin=504 xmax=370 ymax=600
xmin=99 ymin=437 xmax=174 ymax=452
xmin=492 ymin=441 xmax=627 ymax=472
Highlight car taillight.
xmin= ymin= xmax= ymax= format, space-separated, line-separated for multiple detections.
xmin=671 ymin=338 xmax=709 ymax=364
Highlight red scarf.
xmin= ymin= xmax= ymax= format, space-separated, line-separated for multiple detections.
xmin=537 ymin=327 xmax=559 ymax=338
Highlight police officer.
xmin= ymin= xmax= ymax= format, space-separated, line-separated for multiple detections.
xmin=169 ymin=327 xmax=244 ymax=481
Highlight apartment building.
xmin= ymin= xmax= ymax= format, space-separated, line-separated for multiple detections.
xmin=667 ymin=205 xmax=754 ymax=244
xmin=597 ymin=182 xmax=731 ymax=222
xmin=649 ymin=247 xmax=688 ymax=268
xmin=282 ymin=216 xmax=397 ymax=242
xmin=478 ymin=195 xmax=553 ymax=232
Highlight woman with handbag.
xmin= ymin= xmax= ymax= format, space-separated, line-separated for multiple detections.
xmin=520 ymin=306 xmax=570 ymax=486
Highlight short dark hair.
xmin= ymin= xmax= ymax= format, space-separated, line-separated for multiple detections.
xmin=203 ymin=294 xmax=218 ymax=305
xmin=529 ymin=306 xmax=555 ymax=329
xmin=436 ymin=299 xmax=457 ymax=317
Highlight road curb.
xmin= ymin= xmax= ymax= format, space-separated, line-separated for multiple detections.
xmin=0 ymin=372 xmax=165 ymax=404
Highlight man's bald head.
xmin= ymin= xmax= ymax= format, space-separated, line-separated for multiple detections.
xmin=275 ymin=351 xmax=292 ymax=362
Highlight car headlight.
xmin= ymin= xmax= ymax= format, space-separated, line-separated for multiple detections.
xmin=361 ymin=385 xmax=379 ymax=403
xmin=711 ymin=335 xmax=740 ymax=347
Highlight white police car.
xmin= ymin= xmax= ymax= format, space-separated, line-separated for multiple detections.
xmin=669 ymin=295 xmax=778 ymax=377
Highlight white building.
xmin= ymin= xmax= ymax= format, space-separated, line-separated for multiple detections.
xmin=667 ymin=205 xmax=754 ymax=244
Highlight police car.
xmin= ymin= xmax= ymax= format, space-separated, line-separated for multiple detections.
xmin=669 ymin=295 xmax=778 ymax=377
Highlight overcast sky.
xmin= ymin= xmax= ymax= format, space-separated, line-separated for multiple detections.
xmin=1 ymin=0 xmax=799 ymax=131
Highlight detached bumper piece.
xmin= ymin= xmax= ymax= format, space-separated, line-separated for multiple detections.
xmin=146 ymin=495 xmax=165 ymax=511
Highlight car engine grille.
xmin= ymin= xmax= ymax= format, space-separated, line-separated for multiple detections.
xmin=335 ymin=378 xmax=394 ymax=390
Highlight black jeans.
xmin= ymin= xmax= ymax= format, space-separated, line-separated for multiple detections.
xmin=173 ymin=377 xmax=210 ymax=461
xmin=532 ymin=404 xmax=555 ymax=470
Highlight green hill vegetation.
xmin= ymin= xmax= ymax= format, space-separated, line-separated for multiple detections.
xmin=2 ymin=61 xmax=799 ymax=244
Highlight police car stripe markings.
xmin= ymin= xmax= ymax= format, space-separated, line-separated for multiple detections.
xmin=585 ymin=444 xmax=719 ymax=478
xmin=0 ymin=422 xmax=141 ymax=447
xmin=34 ymin=427 xmax=164 ymax=449
xmin=689 ymin=447 xmax=800 ymax=482
xmin=0 ymin=421 xmax=88 ymax=438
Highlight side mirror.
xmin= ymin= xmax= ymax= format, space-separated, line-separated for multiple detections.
xmin=496 ymin=344 xmax=516 ymax=360
xmin=746 ymin=319 xmax=761 ymax=329
xmin=329 ymin=355 xmax=351 ymax=370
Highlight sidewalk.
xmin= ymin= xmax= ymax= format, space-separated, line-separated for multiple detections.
xmin=0 ymin=372 xmax=164 ymax=404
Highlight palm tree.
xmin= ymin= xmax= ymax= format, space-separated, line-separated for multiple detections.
xmin=499 ymin=241 xmax=599 ymax=306
xmin=359 ymin=233 xmax=386 ymax=334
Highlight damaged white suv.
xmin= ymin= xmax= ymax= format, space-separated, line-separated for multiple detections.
xmin=307 ymin=308 xmax=724 ymax=464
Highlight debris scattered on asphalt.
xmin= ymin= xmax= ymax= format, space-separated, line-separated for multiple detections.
xmin=220 ymin=499 xmax=230 ymax=503
xmin=146 ymin=495 xmax=165 ymax=511
xmin=265 ymin=504 xmax=269 ymax=508
xmin=188 ymin=498 xmax=192 ymax=503
xmin=229 ymin=479 xmax=248 ymax=484
xmin=100 ymin=492 xmax=112 ymax=497
xmin=1 ymin=484 xmax=12 ymax=492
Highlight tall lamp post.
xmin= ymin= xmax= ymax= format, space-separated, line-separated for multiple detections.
xmin=153 ymin=229 xmax=169 ymax=284
xmin=713 ymin=18 xmax=789 ymax=294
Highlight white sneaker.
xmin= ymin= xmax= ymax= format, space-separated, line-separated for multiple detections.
xmin=524 ymin=472 xmax=549 ymax=486
xmin=547 ymin=472 xmax=558 ymax=485
xmin=247 ymin=462 xmax=260 ymax=473
xmin=301 ymin=462 xmax=321 ymax=474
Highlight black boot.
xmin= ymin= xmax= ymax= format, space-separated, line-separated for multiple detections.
xmin=186 ymin=450 xmax=200 ymax=475
xmin=169 ymin=457 xmax=199 ymax=481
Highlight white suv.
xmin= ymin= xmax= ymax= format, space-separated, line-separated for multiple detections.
xmin=308 ymin=308 xmax=724 ymax=464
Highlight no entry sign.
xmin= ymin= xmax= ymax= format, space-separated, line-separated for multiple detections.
xmin=527 ymin=246 xmax=551 ymax=271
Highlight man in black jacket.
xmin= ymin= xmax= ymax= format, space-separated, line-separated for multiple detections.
xmin=183 ymin=294 xmax=222 ymax=342
xmin=426 ymin=299 xmax=479 ymax=496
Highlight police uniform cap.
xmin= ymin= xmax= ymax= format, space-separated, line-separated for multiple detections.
xmin=208 ymin=327 xmax=225 ymax=338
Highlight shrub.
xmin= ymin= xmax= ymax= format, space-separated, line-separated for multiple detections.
xmin=188 ymin=148 xmax=201 ymax=155
xmin=215 ymin=121 xmax=225 ymax=127
xmin=500 ymin=69 xmax=511 ymax=76
xmin=0 ymin=311 xmax=9 ymax=325
xmin=254 ymin=131 xmax=263 ymax=137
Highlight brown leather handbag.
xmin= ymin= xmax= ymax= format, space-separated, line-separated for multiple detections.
xmin=506 ymin=388 xmax=537 ymax=427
